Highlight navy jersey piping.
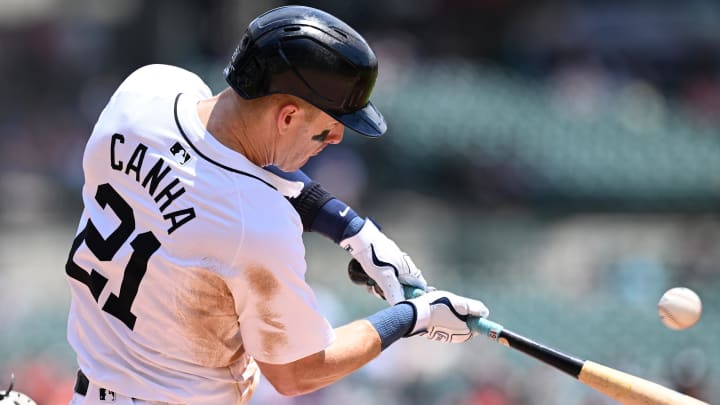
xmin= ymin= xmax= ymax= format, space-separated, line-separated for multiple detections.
xmin=173 ymin=93 xmax=277 ymax=190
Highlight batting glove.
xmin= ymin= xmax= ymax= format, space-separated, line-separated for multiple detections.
xmin=403 ymin=290 xmax=489 ymax=343
xmin=340 ymin=219 xmax=427 ymax=305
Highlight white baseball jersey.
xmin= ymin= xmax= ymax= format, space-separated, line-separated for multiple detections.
xmin=66 ymin=64 xmax=335 ymax=404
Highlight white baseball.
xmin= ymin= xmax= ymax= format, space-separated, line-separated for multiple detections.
xmin=657 ymin=287 xmax=702 ymax=330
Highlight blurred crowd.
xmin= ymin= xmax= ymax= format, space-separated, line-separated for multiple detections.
xmin=1 ymin=0 xmax=719 ymax=404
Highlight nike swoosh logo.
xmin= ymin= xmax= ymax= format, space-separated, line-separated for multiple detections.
xmin=339 ymin=207 xmax=350 ymax=217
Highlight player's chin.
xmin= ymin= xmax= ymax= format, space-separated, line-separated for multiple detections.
xmin=299 ymin=154 xmax=317 ymax=167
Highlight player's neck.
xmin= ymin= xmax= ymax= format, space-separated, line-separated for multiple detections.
xmin=198 ymin=89 xmax=276 ymax=167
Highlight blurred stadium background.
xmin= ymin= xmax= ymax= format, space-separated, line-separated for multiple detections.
xmin=1 ymin=0 xmax=719 ymax=404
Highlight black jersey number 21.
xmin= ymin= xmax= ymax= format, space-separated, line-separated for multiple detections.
xmin=66 ymin=183 xmax=160 ymax=330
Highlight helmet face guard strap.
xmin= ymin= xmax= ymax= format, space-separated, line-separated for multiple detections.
xmin=224 ymin=6 xmax=387 ymax=137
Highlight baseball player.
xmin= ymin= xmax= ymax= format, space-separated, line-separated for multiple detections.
xmin=65 ymin=6 xmax=489 ymax=405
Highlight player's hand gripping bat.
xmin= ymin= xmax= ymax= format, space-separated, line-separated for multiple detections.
xmin=348 ymin=259 xmax=709 ymax=405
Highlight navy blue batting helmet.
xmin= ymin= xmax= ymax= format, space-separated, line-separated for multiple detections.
xmin=224 ymin=6 xmax=387 ymax=137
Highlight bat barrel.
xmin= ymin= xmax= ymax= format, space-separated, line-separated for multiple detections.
xmin=580 ymin=361 xmax=710 ymax=405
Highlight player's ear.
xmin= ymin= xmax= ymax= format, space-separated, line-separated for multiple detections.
xmin=276 ymin=103 xmax=299 ymax=136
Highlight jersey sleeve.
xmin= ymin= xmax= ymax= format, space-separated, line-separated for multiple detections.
xmin=231 ymin=195 xmax=335 ymax=365
xmin=115 ymin=64 xmax=213 ymax=99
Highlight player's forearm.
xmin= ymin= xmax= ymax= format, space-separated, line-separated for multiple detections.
xmin=258 ymin=305 xmax=415 ymax=396
xmin=294 ymin=320 xmax=382 ymax=394
xmin=258 ymin=320 xmax=381 ymax=396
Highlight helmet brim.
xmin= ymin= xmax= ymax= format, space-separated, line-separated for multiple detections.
xmin=331 ymin=101 xmax=387 ymax=137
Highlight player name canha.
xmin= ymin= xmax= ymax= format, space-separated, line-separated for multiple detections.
xmin=109 ymin=133 xmax=196 ymax=234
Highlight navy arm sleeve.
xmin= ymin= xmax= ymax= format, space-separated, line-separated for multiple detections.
xmin=265 ymin=166 xmax=365 ymax=243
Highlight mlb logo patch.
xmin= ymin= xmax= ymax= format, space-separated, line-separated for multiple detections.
xmin=170 ymin=142 xmax=191 ymax=165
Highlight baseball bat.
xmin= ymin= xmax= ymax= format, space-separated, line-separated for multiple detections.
xmin=348 ymin=259 xmax=709 ymax=405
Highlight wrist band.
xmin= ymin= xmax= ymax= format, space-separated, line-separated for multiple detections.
xmin=366 ymin=303 xmax=415 ymax=351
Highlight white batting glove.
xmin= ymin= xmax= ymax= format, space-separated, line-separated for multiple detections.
xmin=403 ymin=290 xmax=489 ymax=343
xmin=340 ymin=219 xmax=427 ymax=305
